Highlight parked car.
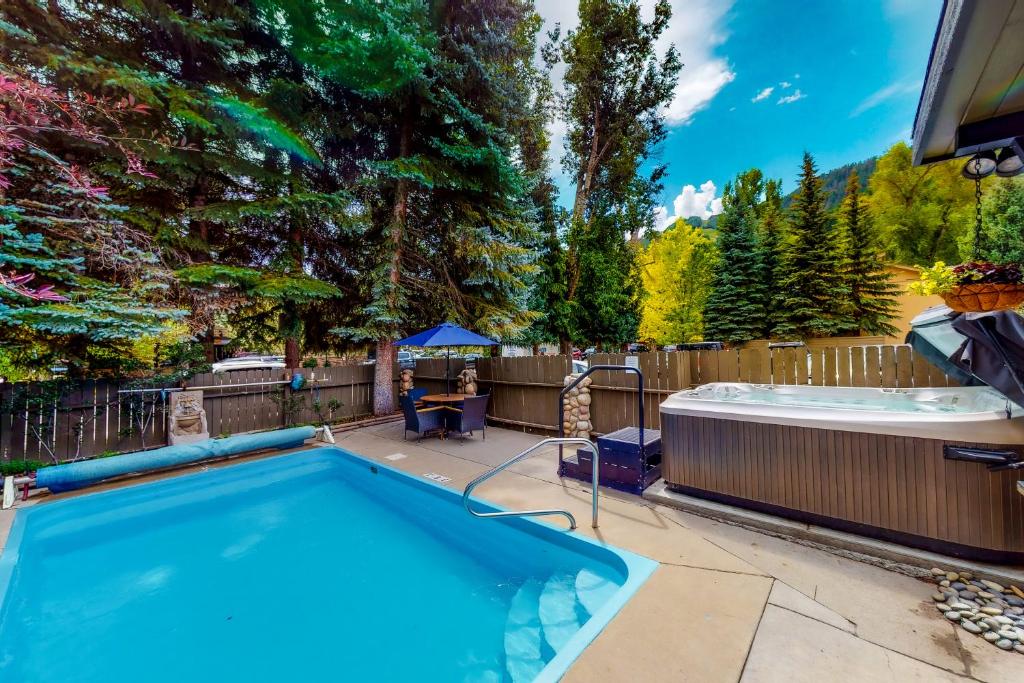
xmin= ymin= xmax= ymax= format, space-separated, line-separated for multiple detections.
xmin=212 ymin=356 xmax=286 ymax=373
xmin=662 ymin=344 xmax=679 ymax=352
xmin=626 ymin=342 xmax=649 ymax=353
xmin=571 ymin=359 xmax=589 ymax=374
xmin=768 ymin=341 xmax=805 ymax=349
xmin=677 ymin=342 xmax=724 ymax=351
xmin=397 ymin=351 xmax=416 ymax=369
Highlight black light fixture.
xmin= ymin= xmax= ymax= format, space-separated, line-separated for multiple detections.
xmin=995 ymin=138 xmax=1024 ymax=177
xmin=962 ymin=150 xmax=997 ymax=179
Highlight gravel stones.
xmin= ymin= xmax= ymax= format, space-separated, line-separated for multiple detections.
xmin=928 ymin=568 xmax=1024 ymax=655
xmin=962 ymin=621 xmax=983 ymax=634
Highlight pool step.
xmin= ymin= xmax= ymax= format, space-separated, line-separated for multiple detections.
xmin=538 ymin=574 xmax=581 ymax=653
xmin=574 ymin=567 xmax=618 ymax=616
xmin=504 ymin=579 xmax=545 ymax=683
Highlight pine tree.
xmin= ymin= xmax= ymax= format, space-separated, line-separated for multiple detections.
xmin=757 ymin=179 xmax=788 ymax=337
xmin=704 ymin=171 xmax=768 ymax=344
xmin=1 ymin=1 xmax=341 ymax=368
xmin=280 ymin=0 xmax=540 ymax=414
xmin=839 ymin=171 xmax=899 ymax=336
xmin=775 ymin=153 xmax=853 ymax=339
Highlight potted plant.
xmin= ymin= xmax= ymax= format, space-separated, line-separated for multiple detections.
xmin=910 ymin=261 xmax=1024 ymax=313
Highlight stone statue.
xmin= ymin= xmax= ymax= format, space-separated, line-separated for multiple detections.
xmin=168 ymin=390 xmax=209 ymax=445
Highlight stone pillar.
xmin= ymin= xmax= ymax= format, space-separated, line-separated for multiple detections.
xmin=562 ymin=374 xmax=593 ymax=440
xmin=457 ymin=368 xmax=478 ymax=395
xmin=399 ymin=368 xmax=414 ymax=396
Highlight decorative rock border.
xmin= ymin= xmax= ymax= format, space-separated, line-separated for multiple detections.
xmin=929 ymin=567 xmax=1024 ymax=654
xmin=399 ymin=368 xmax=414 ymax=396
xmin=562 ymin=373 xmax=593 ymax=440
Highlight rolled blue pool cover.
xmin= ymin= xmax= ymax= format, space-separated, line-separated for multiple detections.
xmin=35 ymin=426 xmax=316 ymax=493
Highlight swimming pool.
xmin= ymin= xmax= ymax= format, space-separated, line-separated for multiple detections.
xmin=0 ymin=447 xmax=656 ymax=682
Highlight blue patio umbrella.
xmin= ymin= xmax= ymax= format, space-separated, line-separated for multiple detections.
xmin=394 ymin=323 xmax=497 ymax=394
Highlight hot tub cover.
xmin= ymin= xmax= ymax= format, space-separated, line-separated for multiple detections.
xmin=908 ymin=306 xmax=1024 ymax=406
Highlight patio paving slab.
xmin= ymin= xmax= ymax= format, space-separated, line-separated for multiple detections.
xmin=655 ymin=503 xmax=977 ymax=676
xmin=564 ymin=565 xmax=772 ymax=683
xmin=766 ymin=581 xmax=854 ymax=633
xmin=741 ymin=605 xmax=966 ymax=682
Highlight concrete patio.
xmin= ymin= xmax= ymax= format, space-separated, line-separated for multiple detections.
xmin=334 ymin=421 xmax=1023 ymax=682
xmin=2 ymin=421 xmax=1022 ymax=681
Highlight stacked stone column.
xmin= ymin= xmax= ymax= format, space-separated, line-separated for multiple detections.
xmin=562 ymin=374 xmax=593 ymax=440
xmin=399 ymin=368 xmax=414 ymax=396
xmin=457 ymin=368 xmax=478 ymax=395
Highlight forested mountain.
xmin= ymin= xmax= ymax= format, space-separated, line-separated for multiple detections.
xmin=784 ymin=157 xmax=876 ymax=211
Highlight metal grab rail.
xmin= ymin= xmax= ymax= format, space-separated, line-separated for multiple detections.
xmin=463 ymin=437 xmax=600 ymax=530
xmin=558 ymin=364 xmax=645 ymax=463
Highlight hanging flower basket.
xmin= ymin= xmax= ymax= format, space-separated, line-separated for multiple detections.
xmin=941 ymin=283 xmax=1024 ymax=313
xmin=911 ymin=261 xmax=1024 ymax=313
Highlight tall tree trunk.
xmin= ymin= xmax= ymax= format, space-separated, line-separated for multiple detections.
xmin=566 ymin=106 xmax=602 ymax=304
xmin=373 ymin=108 xmax=414 ymax=416
xmin=373 ymin=339 xmax=396 ymax=415
xmin=283 ymin=178 xmax=304 ymax=369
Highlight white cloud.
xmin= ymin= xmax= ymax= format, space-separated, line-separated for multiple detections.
xmin=653 ymin=180 xmax=723 ymax=231
xmin=777 ymin=89 xmax=806 ymax=105
xmin=653 ymin=0 xmax=737 ymax=125
xmin=850 ymin=80 xmax=919 ymax=117
xmin=751 ymin=87 xmax=774 ymax=103
xmin=779 ymin=81 xmax=792 ymax=89
xmin=666 ymin=60 xmax=736 ymax=123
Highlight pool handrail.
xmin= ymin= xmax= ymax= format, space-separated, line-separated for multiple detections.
xmin=462 ymin=437 xmax=599 ymax=530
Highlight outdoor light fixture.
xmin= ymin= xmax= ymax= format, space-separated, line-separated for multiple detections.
xmin=962 ymin=150 xmax=997 ymax=179
xmin=995 ymin=138 xmax=1024 ymax=177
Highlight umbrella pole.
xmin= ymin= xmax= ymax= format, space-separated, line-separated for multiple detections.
xmin=447 ymin=347 xmax=451 ymax=395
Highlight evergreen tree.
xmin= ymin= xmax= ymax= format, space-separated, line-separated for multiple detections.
xmin=0 ymin=65 xmax=184 ymax=373
xmin=757 ymin=178 xmax=788 ymax=336
xmin=839 ymin=171 xmax=899 ymax=336
xmin=282 ymin=0 xmax=540 ymax=414
xmin=704 ymin=171 xmax=768 ymax=344
xmin=1 ymin=0 xmax=341 ymax=368
xmin=775 ymin=153 xmax=853 ymax=339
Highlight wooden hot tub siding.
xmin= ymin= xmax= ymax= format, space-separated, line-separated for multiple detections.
xmin=661 ymin=414 xmax=1024 ymax=563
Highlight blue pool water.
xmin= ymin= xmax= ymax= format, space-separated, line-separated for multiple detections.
xmin=0 ymin=447 xmax=656 ymax=682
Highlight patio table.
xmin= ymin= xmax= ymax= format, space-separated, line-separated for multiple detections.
xmin=420 ymin=393 xmax=466 ymax=405
xmin=420 ymin=394 xmax=465 ymax=439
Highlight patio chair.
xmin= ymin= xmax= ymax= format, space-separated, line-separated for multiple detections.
xmin=400 ymin=395 xmax=446 ymax=440
xmin=407 ymin=387 xmax=428 ymax=407
xmin=445 ymin=394 xmax=489 ymax=440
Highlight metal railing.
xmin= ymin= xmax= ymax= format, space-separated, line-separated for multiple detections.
xmin=558 ymin=364 xmax=645 ymax=463
xmin=462 ymin=437 xmax=600 ymax=530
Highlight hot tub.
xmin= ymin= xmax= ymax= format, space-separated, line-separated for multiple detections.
xmin=660 ymin=383 xmax=1024 ymax=562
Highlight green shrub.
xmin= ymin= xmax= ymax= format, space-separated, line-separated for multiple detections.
xmin=1 ymin=460 xmax=45 ymax=476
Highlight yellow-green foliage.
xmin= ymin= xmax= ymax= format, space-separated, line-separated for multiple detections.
xmin=639 ymin=221 xmax=717 ymax=344
xmin=908 ymin=262 xmax=957 ymax=296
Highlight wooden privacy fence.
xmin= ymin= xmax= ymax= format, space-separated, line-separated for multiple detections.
xmin=472 ymin=344 xmax=959 ymax=436
xmin=0 ymin=365 xmax=379 ymax=465
xmin=0 ymin=344 xmax=960 ymax=465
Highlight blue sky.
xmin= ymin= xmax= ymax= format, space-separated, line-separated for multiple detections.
xmin=536 ymin=0 xmax=944 ymax=226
